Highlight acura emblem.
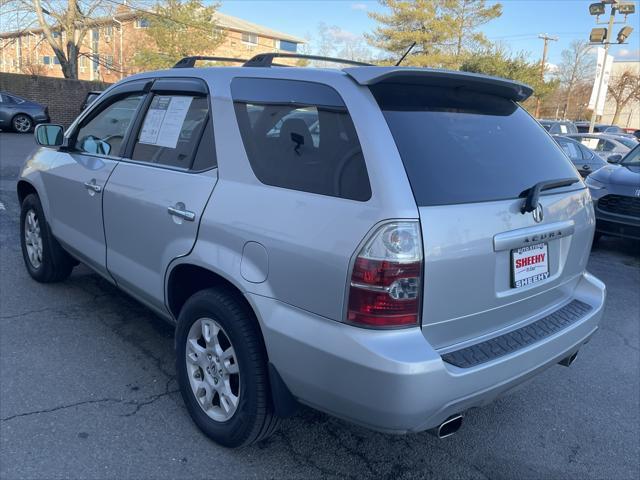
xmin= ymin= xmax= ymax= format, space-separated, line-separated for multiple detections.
xmin=532 ymin=203 xmax=544 ymax=223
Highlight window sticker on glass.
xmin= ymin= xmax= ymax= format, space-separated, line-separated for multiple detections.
xmin=139 ymin=95 xmax=193 ymax=148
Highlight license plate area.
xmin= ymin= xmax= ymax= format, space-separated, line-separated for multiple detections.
xmin=511 ymin=243 xmax=549 ymax=288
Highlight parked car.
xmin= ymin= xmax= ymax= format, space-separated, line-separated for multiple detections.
xmin=18 ymin=57 xmax=605 ymax=448
xmin=81 ymin=90 xmax=103 ymax=111
xmin=0 ymin=92 xmax=49 ymax=133
xmin=566 ymin=133 xmax=631 ymax=162
xmin=632 ymin=130 xmax=640 ymax=140
xmin=575 ymin=122 xmax=622 ymax=134
xmin=585 ymin=145 xmax=640 ymax=240
xmin=539 ymin=119 xmax=578 ymax=134
xmin=553 ymin=135 xmax=607 ymax=177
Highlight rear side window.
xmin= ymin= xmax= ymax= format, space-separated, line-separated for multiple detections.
xmin=371 ymin=84 xmax=580 ymax=206
xmin=132 ymin=95 xmax=211 ymax=169
xmin=232 ymin=78 xmax=371 ymax=201
xmin=557 ymin=138 xmax=583 ymax=162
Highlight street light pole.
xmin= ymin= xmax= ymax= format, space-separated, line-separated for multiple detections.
xmin=588 ymin=6 xmax=616 ymax=133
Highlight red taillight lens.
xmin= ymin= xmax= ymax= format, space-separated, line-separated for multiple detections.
xmin=347 ymin=223 xmax=422 ymax=328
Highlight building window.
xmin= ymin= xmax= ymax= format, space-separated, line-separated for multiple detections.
xmin=92 ymin=29 xmax=100 ymax=41
xmin=52 ymin=31 xmax=61 ymax=38
xmin=53 ymin=56 xmax=60 ymax=65
xmin=135 ymin=18 xmax=150 ymax=28
xmin=242 ymin=32 xmax=258 ymax=45
xmin=105 ymin=55 xmax=114 ymax=69
xmin=279 ymin=40 xmax=298 ymax=52
xmin=104 ymin=25 xmax=113 ymax=36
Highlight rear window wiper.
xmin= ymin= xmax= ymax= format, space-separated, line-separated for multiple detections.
xmin=520 ymin=178 xmax=580 ymax=214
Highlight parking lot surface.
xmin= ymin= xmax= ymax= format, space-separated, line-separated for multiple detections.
xmin=1 ymin=131 xmax=639 ymax=479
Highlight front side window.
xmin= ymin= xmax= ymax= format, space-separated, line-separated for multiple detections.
xmin=232 ymin=78 xmax=371 ymax=201
xmin=132 ymin=95 xmax=212 ymax=169
xmin=622 ymin=146 xmax=640 ymax=166
xmin=74 ymin=93 xmax=144 ymax=156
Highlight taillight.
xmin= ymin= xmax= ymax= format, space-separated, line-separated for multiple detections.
xmin=346 ymin=222 xmax=423 ymax=328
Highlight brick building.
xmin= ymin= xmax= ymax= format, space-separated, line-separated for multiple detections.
xmin=0 ymin=9 xmax=304 ymax=82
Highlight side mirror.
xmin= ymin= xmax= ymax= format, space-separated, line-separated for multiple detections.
xmin=34 ymin=124 xmax=64 ymax=147
xmin=607 ymin=154 xmax=622 ymax=164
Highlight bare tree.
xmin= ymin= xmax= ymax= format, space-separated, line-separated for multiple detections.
xmin=607 ymin=69 xmax=640 ymax=125
xmin=555 ymin=40 xmax=595 ymax=119
xmin=1 ymin=0 xmax=120 ymax=79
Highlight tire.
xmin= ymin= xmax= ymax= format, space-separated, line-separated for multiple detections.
xmin=175 ymin=288 xmax=280 ymax=448
xmin=12 ymin=114 xmax=33 ymax=133
xmin=20 ymin=194 xmax=74 ymax=283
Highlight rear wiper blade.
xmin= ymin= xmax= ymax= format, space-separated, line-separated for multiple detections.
xmin=519 ymin=178 xmax=580 ymax=214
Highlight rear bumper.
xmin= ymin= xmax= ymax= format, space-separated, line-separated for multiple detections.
xmin=251 ymin=271 xmax=605 ymax=433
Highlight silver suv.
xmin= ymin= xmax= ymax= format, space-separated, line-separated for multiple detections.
xmin=18 ymin=54 xmax=606 ymax=448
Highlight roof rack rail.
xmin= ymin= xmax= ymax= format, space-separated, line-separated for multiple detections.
xmin=243 ymin=53 xmax=373 ymax=68
xmin=173 ymin=56 xmax=248 ymax=68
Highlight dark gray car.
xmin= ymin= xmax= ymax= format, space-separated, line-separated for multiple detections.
xmin=554 ymin=135 xmax=606 ymax=177
xmin=0 ymin=92 xmax=50 ymax=133
xmin=586 ymin=145 xmax=640 ymax=240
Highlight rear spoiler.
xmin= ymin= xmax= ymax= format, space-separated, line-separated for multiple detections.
xmin=343 ymin=67 xmax=534 ymax=102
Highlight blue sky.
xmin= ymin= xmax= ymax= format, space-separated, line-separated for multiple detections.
xmin=219 ymin=0 xmax=640 ymax=64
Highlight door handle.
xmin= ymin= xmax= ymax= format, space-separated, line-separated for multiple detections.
xmin=84 ymin=179 xmax=102 ymax=194
xmin=168 ymin=203 xmax=196 ymax=222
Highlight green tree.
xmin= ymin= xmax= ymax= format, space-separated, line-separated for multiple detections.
xmin=132 ymin=0 xmax=224 ymax=71
xmin=366 ymin=0 xmax=456 ymax=66
xmin=446 ymin=0 xmax=502 ymax=66
xmin=366 ymin=0 xmax=502 ymax=67
xmin=460 ymin=47 xmax=559 ymax=108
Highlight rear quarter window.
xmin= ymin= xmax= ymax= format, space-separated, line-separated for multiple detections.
xmin=370 ymin=83 xmax=580 ymax=206
xmin=231 ymin=78 xmax=371 ymax=202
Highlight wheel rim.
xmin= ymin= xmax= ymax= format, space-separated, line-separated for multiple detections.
xmin=186 ymin=318 xmax=241 ymax=422
xmin=24 ymin=209 xmax=43 ymax=269
xmin=14 ymin=116 xmax=31 ymax=133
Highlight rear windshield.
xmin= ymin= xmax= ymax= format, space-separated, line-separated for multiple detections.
xmin=371 ymin=84 xmax=581 ymax=206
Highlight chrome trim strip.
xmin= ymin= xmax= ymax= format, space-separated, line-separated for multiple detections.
xmin=493 ymin=220 xmax=575 ymax=252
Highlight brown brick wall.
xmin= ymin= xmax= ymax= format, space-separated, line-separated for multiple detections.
xmin=0 ymin=72 xmax=110 ymax=127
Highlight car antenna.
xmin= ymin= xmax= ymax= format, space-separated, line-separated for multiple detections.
xmin=396 ymin=42 xmax=416 ymax=66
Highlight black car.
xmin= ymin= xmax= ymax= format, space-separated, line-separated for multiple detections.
xmin=585 ymin=145 xmax=640 ymax=241
xmin=0 ymin=92 xmax=50 ymax=133
xmin=539 ymin=119 xmax=578 ymax=134
xmin=575 ymin=122 xmax=626 ymax=134
xmin=554 ymin=135 xmax=607 ymax=177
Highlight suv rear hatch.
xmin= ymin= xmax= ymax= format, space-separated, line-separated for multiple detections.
xmin=349 ymin=68 xmax=593 ymax=350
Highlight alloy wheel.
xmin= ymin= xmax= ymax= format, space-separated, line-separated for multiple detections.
xmin=24 ymin=209 xmax=43 ymax=269
xmin=186 ymin=317 xmax=241 ymax=422
xmin=14 ymin=115 xmax=32 ymax=133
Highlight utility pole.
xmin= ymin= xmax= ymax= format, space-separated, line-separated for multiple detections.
xmin=588 ymin=6 xmax=616 ymax=133
xmin=534 ymin=34 xmax=558 ymax=118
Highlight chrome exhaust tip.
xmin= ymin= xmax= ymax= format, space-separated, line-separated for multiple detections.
xmin=558 ymin=351 xmax=578 ymax=367
xmin=436 ymin=414 xmax=463 ymax=439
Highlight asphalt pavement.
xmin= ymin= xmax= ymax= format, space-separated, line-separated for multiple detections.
xmin=0 ymin=131 xmax=638 ymax=480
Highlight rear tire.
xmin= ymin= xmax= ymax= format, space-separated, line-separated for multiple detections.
xmin=12 ymin=114 xmax=33 ymax=133
xmin=175 ymin=288 xmax=280 ymax=447
xmin=20 ymin=194 xmax=74 ymax=283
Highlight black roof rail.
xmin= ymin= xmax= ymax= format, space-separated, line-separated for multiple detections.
xmin=173 ymin=56 xmax=249 ymax=68
xmin=243 ymin=53 xmax=373 ymax=68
